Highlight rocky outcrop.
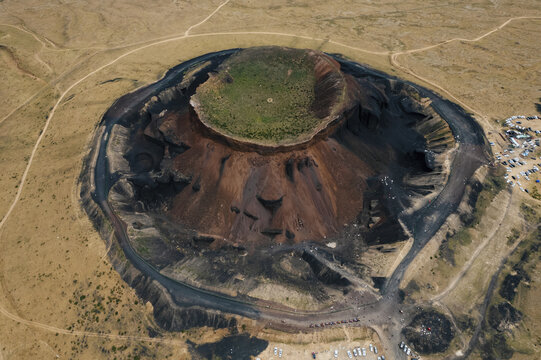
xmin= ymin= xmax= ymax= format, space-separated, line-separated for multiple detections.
xmin=79 ymin=85 xmax=240 ymax=331
xmin=122 ymin=268 xmax=237 ymax=331
xmin=346 ymin=78 xmax=388 ymax=133
xmin=488 ymin=302 xmax=522 ymax=332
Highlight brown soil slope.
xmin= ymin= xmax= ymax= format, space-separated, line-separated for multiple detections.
xmin=141 ymin=47 xmax=372 ymax=246
xmin=148 ymin=106 xmax=372 ymax=246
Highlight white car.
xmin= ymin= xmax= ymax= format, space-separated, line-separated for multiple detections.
xmin=353 ymin=348 xmax=358 ymax=356
xmin=347 ymin=350 xmax=353 ymax=358
xmin=374 ymin=346 xmax=378 ymax=354
xmin=279 ymin=348 xmax=282 ymax=358
xmin=369 ymin=344 xmax=373 ymax=352
xmin=274 ymin=347 xmax=278 ymax=355
xmin=362 ymin=348 xmax=366 ymax=356
xmin=334 ymin=350 xmax=339 ymax=358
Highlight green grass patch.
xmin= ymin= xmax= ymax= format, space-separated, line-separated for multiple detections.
xmin=506 ymin=228 xmax=521 ymax=245
xmin=195 ymin=48 xmax=322 ymax=143
xmin=439 ymin=166 xmax=506 ymax=264
xmin=469 ymin=167 xmax=507 ymax=227
xmin=134 ymin=236 xmax=153 ymax=257
xmin=477 ymin=222 xmax=541 ymax=359
xmin=520 ymin=203 xmax=539 ymax=223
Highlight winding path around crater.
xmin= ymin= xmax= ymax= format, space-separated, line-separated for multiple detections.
xmin=85 ymin=49 xmax=488 ymax=360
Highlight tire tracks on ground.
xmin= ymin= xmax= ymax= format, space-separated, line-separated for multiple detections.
xmin=432 ymin=191 xmax=513 ymax=302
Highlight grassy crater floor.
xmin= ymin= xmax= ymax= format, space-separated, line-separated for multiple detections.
xmin=193 ymin=47 xmax=322 ymax=143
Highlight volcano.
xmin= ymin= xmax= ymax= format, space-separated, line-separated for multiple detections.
xmin=103 ymin=46 xmax=455 ymax=307
xmin=149 ymin=47 xmax=372 ymax=246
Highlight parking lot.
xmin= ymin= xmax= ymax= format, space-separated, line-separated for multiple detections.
xmin=490 ymin=115 xmax=541 ymax=195
xmin=257 ymin=340 xmax=389 ymax=360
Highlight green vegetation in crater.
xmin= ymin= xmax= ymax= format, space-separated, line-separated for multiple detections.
xmin=194 ymin=48 xmax=322 ymax=143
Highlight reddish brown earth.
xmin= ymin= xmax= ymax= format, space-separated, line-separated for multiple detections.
xmin=136 ymin=49 xmax=383 ymax=249
xmin=151 ymin=107 xmax=372 ymax=248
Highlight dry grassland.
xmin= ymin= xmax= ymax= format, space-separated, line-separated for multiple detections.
xmin=402 ymin=190 xmax=520 ymax=301
xmin=0 ymin=0 xmax=540 ymax=358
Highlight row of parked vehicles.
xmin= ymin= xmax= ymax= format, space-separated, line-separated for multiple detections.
xmin=399 ymin=341 xmax=418 ymax=359
xmin=333 ymin=343 xmax=385 ymax=359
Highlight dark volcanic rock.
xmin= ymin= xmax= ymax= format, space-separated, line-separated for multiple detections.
xmin=499 ymin=265 xmax=531 ymax=302
xmin=191 ymin=333 xmax=268 ymax=360
xmin=488 ymin=302 xmax=523 ymax=332
xmin=125 ymin=268 xmax=237 ymax=331
xmin=261 ymin=228 xmax=283 ymax=237
xmin=301 ymin=251 xmax=351 ymax=287
xmin=257 ymin=195 xmax=283 ymax=211
xmin=403 ymin=310 xmax=455 ymax=354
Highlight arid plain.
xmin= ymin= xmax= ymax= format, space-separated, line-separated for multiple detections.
xmin=0 ymin=0 xmax=540 ymax=359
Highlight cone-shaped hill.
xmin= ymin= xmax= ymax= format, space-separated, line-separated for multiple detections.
xmin=103 ymin=47 xmax=456 ymax=307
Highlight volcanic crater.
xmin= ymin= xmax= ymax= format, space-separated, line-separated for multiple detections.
xmin=101 ymin=46 xmax=455 ymax=308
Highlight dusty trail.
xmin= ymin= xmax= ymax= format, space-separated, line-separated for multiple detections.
xmin=398 ymin=16 xmax=541 ymax=56
xmin=0 ymin=5 xmax=535 ymax=353
xmin=184 ymin=0 xmax=231 ymax=36
xmin=0 ymin=21 xmax=100 ymax=51
xmin=0 ymin=23 xmax=54 ymax=74
xmin=0 ymin=24 xmax=53 ymax=50
xmin=0 ymin=0 xmax=231 ymax=231
xmin=2 ymin=14 xmax=535 ymax=126
xmin=432 ymin=191 xmax=513 ymax=302
xmin=0 ymin=49 xmax=110 ymax=126
xmin=0 ymin=0 xmax=233 ymax=343
xmin=453 ymin=222 xmax=536 ymax=360
xmin=0 ymin=297 xmax=185 ymax=345
xmin=390 ymin=16 xmax=541 ymax=130
xmin=33 ymin=52 xmax=52 ymax=73
xmin=39 ymin=340 xmax=59 ymax=358
xmin=0 ymin=87 xmax=45 ymax=126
